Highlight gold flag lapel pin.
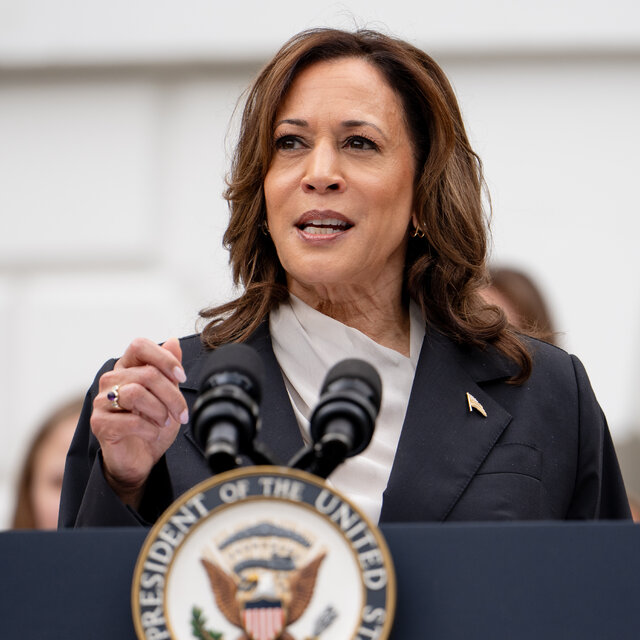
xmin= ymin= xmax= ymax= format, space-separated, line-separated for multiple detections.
xmin=466 ymin=392 xmax=487 ymax=418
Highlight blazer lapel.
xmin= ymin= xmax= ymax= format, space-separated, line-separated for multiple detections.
xmin=380 ymin=330 xmax=515 ymax=522
xmin=245 ymin=322 xmax=306 ymax=464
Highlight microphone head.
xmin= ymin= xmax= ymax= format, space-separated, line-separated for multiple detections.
xmin=311 ymin=358 xmax=383 ymax=459
xmin=198 ymin=343 xmax=264 ymax=402
xmin=321 ymin=358 xmax=382 ymax=413
xmin=193 ymin=343 xmax=264 ymax=461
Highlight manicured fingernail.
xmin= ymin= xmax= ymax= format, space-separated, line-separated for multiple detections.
xmin=173 ymin=367 xmax=187 ymax=383
xmin=164 ymin=416 xmax=172 ymax=427
xmin=180 ymin=409 xmax=189 ymax=424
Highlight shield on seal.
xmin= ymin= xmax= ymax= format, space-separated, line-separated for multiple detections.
xmin=242 ymin=599 xmax=284 ymax=640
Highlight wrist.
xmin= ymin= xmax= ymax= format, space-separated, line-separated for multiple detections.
xmin=102 ymin=464 xmax=148 ymax=510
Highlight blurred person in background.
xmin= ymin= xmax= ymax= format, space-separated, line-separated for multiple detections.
xmin=628 ymin=495 xmax=640 ymax=522
xmin=12 ymin=397 xmax=82 ymax=529
xmin=613 ymin=436 xmax=640 ymax=523
xmin=483 ymin=266 xmax=558 ymax=346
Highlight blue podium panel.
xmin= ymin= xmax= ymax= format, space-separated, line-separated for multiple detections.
xmin=384 ymin=522 xmax=640 ymax=640
xmin=0 ymin=528 xmax=145 ymax=640
xmin=1 ymin=523 xmax=638 ymax=640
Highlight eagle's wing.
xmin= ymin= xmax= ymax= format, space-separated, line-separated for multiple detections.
xmin=200 ymin=558 xmax=243 ymax=628
xmin=286 ymin=552 xmax=326 ymax=624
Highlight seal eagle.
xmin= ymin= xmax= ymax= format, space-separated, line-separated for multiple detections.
xmin=201 ymin=552 xmax=326 ymax=640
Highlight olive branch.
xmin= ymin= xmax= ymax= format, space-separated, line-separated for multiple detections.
xmin=190 ymin=606 xmax=223 ymax=640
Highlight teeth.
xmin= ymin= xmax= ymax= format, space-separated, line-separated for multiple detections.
xmin=305 ymin=226 xmax=340 ymax=234
xmin=300 ymin=218 xmax=350 ymax=234
xmin=316 ymin=218 xmax=347 ymax=227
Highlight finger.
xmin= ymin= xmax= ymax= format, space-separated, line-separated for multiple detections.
xmin=162 ymin=337 xmax=183 ymax=363
xmin=116 ymin=337 xmax=185 ymax=384
xmin=93 ymin=409 xmax=164 ymax=446
xmin=114 ymin=382 xmax=175 ymax=429
xmin=91 ymin=405 xmax=181 ymax=465
xmin=99 ymin=367 xmax=188 ymax=425
xmin=162 ymin=337 xmax=186 ymax=383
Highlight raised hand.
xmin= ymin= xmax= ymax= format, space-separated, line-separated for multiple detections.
xmin=90 ymin=337 xmax=189 ymax=508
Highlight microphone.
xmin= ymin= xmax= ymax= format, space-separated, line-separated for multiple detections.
xmin=293 ymin=359 xmax=382 ymax=479
xmin=192 ymin=343 xmax=264 ymax=474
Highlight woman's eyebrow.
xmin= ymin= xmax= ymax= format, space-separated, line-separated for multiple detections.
xmin=274 ymin=118 xmax=384 ymax=137
xmin=274 ymin=118 xmax=308 ymax=128
xmin=342 ymin=119 xmax=384 ymax=137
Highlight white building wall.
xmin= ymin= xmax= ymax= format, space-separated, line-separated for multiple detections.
xmin=1 ymin=0 xmax=639 ymax=526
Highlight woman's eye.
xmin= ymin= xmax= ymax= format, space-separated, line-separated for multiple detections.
xmin=345 ymin=136 xmax=378 ymax=151
xmin=275 ymin=135 xmax=304 ymax=150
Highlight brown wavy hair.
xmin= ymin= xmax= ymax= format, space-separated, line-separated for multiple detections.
xmin=200 ymin=28 xmax=531 ymax=382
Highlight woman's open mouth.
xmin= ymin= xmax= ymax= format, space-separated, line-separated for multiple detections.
xmin=297 ymin=218 xmax=353 ymax=235
xmin=296 ymin=211 xmax=354 ymax=236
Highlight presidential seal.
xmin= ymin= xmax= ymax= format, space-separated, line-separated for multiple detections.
xmin=132 ymin=467 xmax=395 ymax=640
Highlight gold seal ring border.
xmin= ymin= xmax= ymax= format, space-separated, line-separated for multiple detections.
xmin=131 ymin=465 xmax=396 ymax=640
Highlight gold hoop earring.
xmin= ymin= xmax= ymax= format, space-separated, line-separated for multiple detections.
xmin=261 ymin=220 xmax=270 ymax=236
xmin=411 ymin=225 xmax=425 ymax=239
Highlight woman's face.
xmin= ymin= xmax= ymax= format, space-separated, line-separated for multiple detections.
xmin=264 ymin=57 xmax=416 ymax=300
xmin=30 ymin=416 xmax=76 ymax=529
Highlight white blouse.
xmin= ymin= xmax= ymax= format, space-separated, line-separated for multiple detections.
xmin=270 ymin=294 xmax=425 ymax=523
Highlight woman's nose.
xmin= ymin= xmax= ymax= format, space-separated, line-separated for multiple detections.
xmin=301 ymin=143 xmax=346 ymax=193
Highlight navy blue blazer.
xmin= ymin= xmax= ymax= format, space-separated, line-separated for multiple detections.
xmin=59 ymin=322 xmax=630 ymax=527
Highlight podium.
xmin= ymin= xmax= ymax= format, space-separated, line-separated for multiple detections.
xmin=1 ymin=522 xmax=639 ymax=639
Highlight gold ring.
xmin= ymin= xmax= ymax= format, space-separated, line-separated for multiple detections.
xmin=106 ymin=385 xmax=122 ymax=410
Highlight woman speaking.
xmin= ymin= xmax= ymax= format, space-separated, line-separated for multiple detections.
xmin=60 ymin=28 xmax=630 ymax=527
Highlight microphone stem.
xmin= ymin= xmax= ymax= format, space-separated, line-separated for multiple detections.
xmin=309 ymin=424 xmax=352 ymax=478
